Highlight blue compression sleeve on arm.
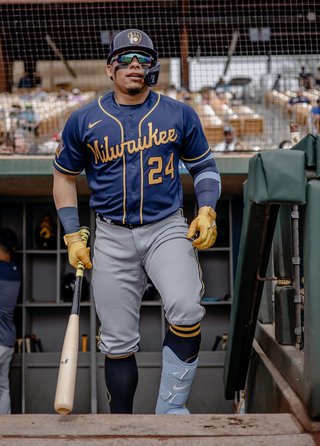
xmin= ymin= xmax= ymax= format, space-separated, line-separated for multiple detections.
xmin=57 ymin=207 xmax=80 ymax=234
xmin=185 ymin=154 xmax=221 ymax=209
xmin=194 ymin=176 xmax=221 ymax=209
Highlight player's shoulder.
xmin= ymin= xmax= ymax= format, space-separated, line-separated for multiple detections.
xmin=71 ymin=92 xmax=112 ymax=118
xmin=65 ymin=91 xmax=113 ymax=129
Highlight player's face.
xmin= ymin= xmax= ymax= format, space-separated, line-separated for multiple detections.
xmin=225 ymin=132 xmax=234 ymax=144
xmin=107 ymin=52 xmax=153 ymax=95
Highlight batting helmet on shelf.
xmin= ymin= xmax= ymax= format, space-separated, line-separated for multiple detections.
xmin=107 ymin=29 xmax=160 ymax=86
xmin=34 ymin=215 xmax=57 ymax=249
xmin=0 ymin=227 xmax=18 ymax=253
xmin=62 ymin=272 xmax=89 ymax=302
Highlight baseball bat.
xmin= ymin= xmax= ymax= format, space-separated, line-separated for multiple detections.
xmin=54 ymin=226 xmax=90 ymax=414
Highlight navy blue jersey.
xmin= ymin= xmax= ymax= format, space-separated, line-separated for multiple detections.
xmin=0 ymin=260 xmax=21 ymax=348
xmin=54 ymin=91 xmax=219 ymax=224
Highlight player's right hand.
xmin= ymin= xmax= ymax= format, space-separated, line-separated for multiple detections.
xmin=187 ymin=206 xmax=217 ymax=250
xmin=64 ymin=231 xmax=92 ymax=269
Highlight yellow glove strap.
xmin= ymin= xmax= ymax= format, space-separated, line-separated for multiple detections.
xmin=198 ymin=206 xmax=216 ymax=223
xmin=63 ymin=231 xmax=82 ymax=246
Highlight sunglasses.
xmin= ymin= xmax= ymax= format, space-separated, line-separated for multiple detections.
xmin=110 ymin=52 xmax=154 ymax=65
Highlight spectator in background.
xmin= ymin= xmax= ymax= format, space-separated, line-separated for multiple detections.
xmin=272 ymin=74 xmax=282 ymax=92
xmin=18 ymin=61 xmax=41 ymax=89
xmin=0 ymin=228 xmax=21 ymax=414
xmin=287 ymin=89 xmax=310 ymax=106
xmin=215 ymin=125 xmax=244 ymax=152
xmin=314 ymin=67 xmax=320 ymax=89
xmin=299 ymin=66 xmax=313 ymax=91
xmin=310 ymin=98 xmax=320 ymax=134
xmin=287 ymin=89 xmax=311 ymax=120
xmin=18 ymin=73 xmax=41 ymax=89
xmin=214 ymin=77 xmax=230 ymax=96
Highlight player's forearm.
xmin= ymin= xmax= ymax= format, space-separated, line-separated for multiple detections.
xmin=187 ymin=156 xmax=221 ymax=209
xmin=53 ymin=170 xmax=78 ymax=207
xmin=195 ymin=182 xmax=220 ymax=209
xmin=53 ymin=169 xmax=80 ymax=234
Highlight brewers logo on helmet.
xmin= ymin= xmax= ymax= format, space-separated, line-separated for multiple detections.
xmin=34 ymin=215 xmax=57 ymax=249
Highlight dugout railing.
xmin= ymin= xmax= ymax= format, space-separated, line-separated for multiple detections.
xmin=223 ymin=134 xmax=320 ymax=419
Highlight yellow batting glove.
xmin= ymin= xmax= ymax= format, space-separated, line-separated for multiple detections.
xmin=64 ymin=231 xmax=92 ymax=269
xmin=186 ymin=206 xmax=217 ymax=250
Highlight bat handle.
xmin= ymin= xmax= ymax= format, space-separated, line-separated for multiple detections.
xmin=75 ymin=226 xmax=91 ymax=277
xmin=79 ymin=226 xmax=90 ymax=244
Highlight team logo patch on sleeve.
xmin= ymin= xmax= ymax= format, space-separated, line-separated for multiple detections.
xmin=55 ymin=139 xmax=65 ymax=158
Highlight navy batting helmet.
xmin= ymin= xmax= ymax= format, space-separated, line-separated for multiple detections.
xmin=62 ymin=273 xmax=89 ymax=302
xmin=107 ymin=29 xmax=158 ymax=65
xmin=0 ymin=228 xmax=18 ymax=252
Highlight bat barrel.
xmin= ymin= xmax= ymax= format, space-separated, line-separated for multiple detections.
xmin=54 ymin=314 xmax=79 ymax=414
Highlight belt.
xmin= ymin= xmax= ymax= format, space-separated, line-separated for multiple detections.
xmin=97 ymin=214 xmax=144 ymax=229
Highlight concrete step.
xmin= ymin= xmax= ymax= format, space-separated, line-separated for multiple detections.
xmin=0 ymin=413 xmax=317 ymax=445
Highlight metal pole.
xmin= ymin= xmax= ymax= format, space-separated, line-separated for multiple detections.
xmin=289 ymin=123 xmax=302 ymax=349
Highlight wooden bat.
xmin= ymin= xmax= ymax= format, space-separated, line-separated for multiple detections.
xmin=54 ymin=226 xmax=90 ymax=414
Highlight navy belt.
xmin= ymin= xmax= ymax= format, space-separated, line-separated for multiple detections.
xmin=97 ymin=214 xmax=144 ymax=229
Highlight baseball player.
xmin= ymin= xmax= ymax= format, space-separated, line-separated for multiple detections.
xmin=0 ymin=228 xmax=21 ymax=414
xmin=53 ymin=29 xmax=221 ymax=414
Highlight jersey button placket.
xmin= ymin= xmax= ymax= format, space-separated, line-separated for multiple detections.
xmin=129 ymin=114 xmax=134 ymax=133
xmin=125 ymin=112 xmax=139 ymax=223
xmin=124 ymin=114 xmax=134 ymax=138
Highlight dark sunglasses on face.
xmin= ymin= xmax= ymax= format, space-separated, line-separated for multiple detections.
xmin=110 ymin=52 xmax=154 ymax=66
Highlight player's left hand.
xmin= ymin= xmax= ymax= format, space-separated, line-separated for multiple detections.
xmin=186 ymin=206 xmax=217 ymax=250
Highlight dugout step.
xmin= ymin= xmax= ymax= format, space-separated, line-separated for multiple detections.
xmin=0 ymin=413 xmax=316 ymax=445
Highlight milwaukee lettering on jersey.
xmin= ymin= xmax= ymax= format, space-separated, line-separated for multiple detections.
xmin=53 ymin=90 xmax=212 ymax=224
xmin=87 ymin=122 xmax=177 ymax=164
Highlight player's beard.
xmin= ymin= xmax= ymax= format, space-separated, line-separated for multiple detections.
xmin=126 ymin=85 xmax=145 ymax=95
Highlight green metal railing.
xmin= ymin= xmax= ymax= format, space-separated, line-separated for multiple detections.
xmin=224 ymin=135 xmax=320 ymax=418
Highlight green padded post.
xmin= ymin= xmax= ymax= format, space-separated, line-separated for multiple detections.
xmin=223 ymin=198 xmax=279 ymax=399
xmin=304 ymin=180 xmax=320 ymax=419
xmin=291 ymin=134 xmax=316 ymax=168
xmin=224 ymin=149 xmax=306 ymax=400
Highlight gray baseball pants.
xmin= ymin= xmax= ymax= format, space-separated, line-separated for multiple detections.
xmin=92 ymin=209 xmax=205 ymax=356
xmin=0 ymin=346 xmax=14 ymax=414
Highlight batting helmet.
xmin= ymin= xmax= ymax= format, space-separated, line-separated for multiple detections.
xmin=34 ymin=215 xmax=57 ymax=249
xmin=62 ymin=272 xmax=89 ymax=302
xmin=0 ymin=227 xmax=18 ymax=253
xmin=107 ymin=29 xmax=158 ymax=64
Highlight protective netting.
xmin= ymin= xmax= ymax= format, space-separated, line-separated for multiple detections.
xmin=0 ymin=0 xmax=319 ymax=154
